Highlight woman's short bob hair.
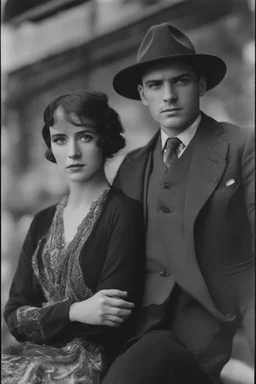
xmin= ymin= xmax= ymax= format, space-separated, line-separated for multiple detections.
xmin=42 ymin=90 xmax=126 ymax=162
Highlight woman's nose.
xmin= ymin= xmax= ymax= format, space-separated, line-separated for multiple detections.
xmin=68 ymin=140 xmax=81 ymax=159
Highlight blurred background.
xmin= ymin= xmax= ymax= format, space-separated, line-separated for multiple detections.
xmin=1 ymin=0 xmax=254 ymax=381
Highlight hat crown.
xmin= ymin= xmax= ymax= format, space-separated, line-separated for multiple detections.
xmin=137 ymin=23 xmax=196 ymax=64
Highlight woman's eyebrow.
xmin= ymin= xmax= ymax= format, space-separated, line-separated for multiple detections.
xmin=50 ymin=133 xmax=66 ymax=137
xmin=75 ymin=129 xmax=96 ymax=136
xmin=50 ymin=129 xmax=95 ymax=137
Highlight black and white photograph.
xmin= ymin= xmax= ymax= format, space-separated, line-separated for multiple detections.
xmin=1 ymin=1 xmax=254 ymax=383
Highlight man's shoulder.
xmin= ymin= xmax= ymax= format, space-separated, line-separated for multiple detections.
xmin=122 ymin=131 xmax=159 ymax=164
xmin=104 ymin=187 xmax=143 ymax=223
xmin=204 ymin=113 xmax=253 ymax=145
xmin=220 ymin=120 xmax=253 ymax=139
xmin=108 ymin=186 xmax=141 ymax=208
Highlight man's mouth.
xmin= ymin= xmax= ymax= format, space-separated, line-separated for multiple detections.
xmin=161 ymin=108 xmax=181 ymax=113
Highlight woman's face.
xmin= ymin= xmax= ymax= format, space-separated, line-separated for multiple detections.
xmin=49 ymin=107 xmax=104 ymax=183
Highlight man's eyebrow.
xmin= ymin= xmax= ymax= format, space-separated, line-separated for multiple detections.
xmin=144 ymin=72 xmax=195 ymax=85
xmin=144 ymin=78 xmax=162 ymax=85
xmin=172 ymin=72 xmax=195 ymax=81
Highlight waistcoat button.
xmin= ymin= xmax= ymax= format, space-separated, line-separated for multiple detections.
xmin=160 ymin=270 xmax=170 ymax=277
xmin=158 ymin=206 xmax=171 ymax=213
xmin=160 ymin=182 xmax=170 ymax=189
xmin=201 ymin=357 xmax=209 ymax=364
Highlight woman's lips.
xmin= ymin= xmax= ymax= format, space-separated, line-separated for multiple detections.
xmin=67 ymin=164 xmax=84 ymax=168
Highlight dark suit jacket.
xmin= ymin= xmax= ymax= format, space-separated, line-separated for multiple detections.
xmin=113 ymin=113 xmax=255 ymax=374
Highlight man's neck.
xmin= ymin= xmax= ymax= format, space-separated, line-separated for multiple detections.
xmin=161 ymin=113 xmax=201 ymax=150
xmin=160 ymin=113 xmax=201 ymax=137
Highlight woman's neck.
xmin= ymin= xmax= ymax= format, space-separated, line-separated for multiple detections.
xmin=67 ymin=174 xmax=110 ymax=210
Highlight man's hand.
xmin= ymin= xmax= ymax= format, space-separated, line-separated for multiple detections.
xmin=69 ymin=289 xmax=135 ymax=327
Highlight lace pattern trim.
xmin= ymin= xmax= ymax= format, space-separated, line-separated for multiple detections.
xmin=16 ymin=306 xmax=45 ymax=339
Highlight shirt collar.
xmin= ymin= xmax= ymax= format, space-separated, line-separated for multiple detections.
xmin=161 ymin=113 xmax=201 ymax=150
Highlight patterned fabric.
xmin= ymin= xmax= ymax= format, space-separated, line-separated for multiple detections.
xmin=2 ymin=338 xmax=102 ymax=384
xmin=2 ymin=188 xmax=110 ymax=384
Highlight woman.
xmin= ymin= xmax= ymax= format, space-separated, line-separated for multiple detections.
xmin=2 ymin=91 xmax=145 ymax=384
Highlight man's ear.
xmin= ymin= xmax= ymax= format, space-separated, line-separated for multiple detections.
xmin=138 ymin=84 xmax=148 ymax=106
xmin=199 ymin=76 xmax=207 ymax=97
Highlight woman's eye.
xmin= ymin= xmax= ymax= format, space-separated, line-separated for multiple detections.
xmin=80 ymin=134 xmax=93 ymax=142
xmin=53 ymin=138 xmax=66 ymax=145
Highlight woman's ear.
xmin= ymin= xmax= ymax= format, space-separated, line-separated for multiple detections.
xmin=138 ymin=84 xmax=148 ymax=106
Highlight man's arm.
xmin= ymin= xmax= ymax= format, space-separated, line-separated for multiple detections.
xmin=239 ymin=129 xmax=255 ymax=357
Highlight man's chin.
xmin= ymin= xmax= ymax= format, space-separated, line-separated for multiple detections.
xmin=161 ymin=117 xmax=187 ymax=133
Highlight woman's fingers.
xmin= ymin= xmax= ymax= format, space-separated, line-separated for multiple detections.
xmin=109 ymin=307 xmax=132 ymax=318
xmin=107 ymin=297 xmax=135 ymax=309
xmin=100 ymin=289 xmax=128 ymax=298
xmin=104 ymin=315 xmax=125 ymax=324
xmin=102 ymin=320 xmax=121 ymax=328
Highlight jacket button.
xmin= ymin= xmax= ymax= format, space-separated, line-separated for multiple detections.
xmin=160 ymin=182 xmax=170 ymax=189
xmin=160 ymin=270 xmax=170 ymax=277
xmin=201 ymin=357 xmax=209 ymax=364
xmin=158 ymin=206 xmax=170 ymax=213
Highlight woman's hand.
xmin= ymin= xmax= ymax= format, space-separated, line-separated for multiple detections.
xmin=69 ymin=289 xmax=135 ymax=327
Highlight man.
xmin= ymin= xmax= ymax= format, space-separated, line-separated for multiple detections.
xmin=102 ymin=23 xmax=254 ymax=384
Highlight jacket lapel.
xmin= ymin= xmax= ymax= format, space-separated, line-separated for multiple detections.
xmin=181 ymin=114 xmax=234 ymax=323
xmin=184 ymin=113 xmax=229 ymax=230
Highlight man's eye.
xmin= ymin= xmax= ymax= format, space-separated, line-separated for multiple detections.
xmin=148 ymin=83 xmax=160 ymax=89
xmin=176 ymin=78 xmax=189 ymax=85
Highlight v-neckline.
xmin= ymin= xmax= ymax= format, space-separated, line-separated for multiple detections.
xmin=58 ymin=188 xmax=110 ymax=249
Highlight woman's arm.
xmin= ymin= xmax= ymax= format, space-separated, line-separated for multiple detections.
xmin=4 ymin=209 xmax=72 ymax=344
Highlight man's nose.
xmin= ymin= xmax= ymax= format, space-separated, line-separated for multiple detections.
xmin=68 ymin=140 xmax=81 ymax=159
xmin=163 ymin=83 xmax=177 ymax=102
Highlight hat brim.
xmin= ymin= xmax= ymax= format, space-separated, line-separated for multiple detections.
xmin=113 ymin=54 xmax=226 ymax=100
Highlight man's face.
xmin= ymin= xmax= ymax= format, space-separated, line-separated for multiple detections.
xmin=138 ymin=60 xmax=207 ymax=134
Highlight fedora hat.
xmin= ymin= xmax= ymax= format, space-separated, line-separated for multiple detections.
xmin=113 ymin=23 xmax=226 ymax=100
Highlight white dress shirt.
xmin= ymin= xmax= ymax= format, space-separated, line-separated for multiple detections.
xmin=161 ymin=113 xmax=201 ymax=158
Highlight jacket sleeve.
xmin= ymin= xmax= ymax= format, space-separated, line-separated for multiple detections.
xmin=4 ymin=210 xmax=72 ymax=344
xmin=95 ymin=198 xmax=145 ymax=304
xmin=241 ymin=129 xmax=255 ymax=239
xmin=239 ymin=129 xmax=255 ymax=357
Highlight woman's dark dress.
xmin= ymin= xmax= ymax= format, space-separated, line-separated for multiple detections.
xmin=2 ymin=187 xmax=145 ymax=384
